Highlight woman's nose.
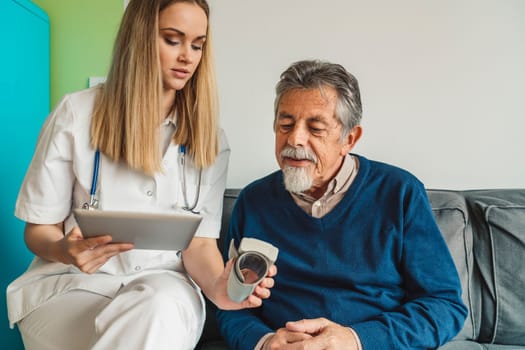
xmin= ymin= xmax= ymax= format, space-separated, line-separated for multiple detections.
xmin=178 ymin=45 xmax=194 ymax=63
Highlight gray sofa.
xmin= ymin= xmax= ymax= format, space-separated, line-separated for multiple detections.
xmin=197 ymin=189 xmax=525 ymax=350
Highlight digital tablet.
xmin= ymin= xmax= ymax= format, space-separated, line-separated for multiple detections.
xmin=73 ymin=208 xmax=202 ymax=250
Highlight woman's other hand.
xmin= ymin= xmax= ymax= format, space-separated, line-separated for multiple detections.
xmin=182 ymin=237 xmax=277 ymax=310
xmin=214 ymin=258 xmax=277 ymax=310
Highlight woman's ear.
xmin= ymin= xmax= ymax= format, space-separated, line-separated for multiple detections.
xmin=340 ymin=125 xmax=363 ymax=155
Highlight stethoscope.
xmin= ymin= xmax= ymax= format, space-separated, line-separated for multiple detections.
xmin=82 ymin=146 xmax=202 ymax=213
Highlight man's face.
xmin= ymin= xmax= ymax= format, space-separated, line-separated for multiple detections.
xmin=274 ymin=87 xmax=358 ymax=197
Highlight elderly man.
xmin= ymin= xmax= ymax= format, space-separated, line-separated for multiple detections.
xmin=216 ymin=60 xmax=467 ymax=350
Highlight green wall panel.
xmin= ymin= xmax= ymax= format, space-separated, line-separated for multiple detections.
xmin=32 ymin=0 xmax=123 ymax=108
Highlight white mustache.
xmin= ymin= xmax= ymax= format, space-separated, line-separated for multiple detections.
xmin=280 ymin=146 xmax=318 ymax=164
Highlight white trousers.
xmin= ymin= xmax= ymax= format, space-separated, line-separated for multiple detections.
xmin=18 ymin=272 xmax=205 ymax=350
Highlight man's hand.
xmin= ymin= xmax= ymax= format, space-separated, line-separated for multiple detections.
xmin=261 ymin=328 xmax=313 ymax=350
xmin=262 ymin=318 xmax=359 ymax=350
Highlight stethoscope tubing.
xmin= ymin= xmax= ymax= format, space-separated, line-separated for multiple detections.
xmin=85 ymin=146 xmax=201 ymax=212
xmin=180 ymin=145 xmax=201 ymax=213
xmin=89 ymin=150 xmax=100 ymax=204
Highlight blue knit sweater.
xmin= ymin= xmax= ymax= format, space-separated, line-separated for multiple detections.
xmin=217 ymin=154 xmax=467 ymax=349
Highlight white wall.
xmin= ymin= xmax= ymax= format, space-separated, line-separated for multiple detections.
xmin=209 ymin=0 xmax=525 ymax=189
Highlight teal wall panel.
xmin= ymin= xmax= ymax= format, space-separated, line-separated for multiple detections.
xmin=0 ymin=0 xmax=50 ymax=347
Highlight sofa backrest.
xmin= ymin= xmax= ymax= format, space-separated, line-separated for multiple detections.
xmin=429 ymin=189 xmax=525 ymax=346
xmin=220 ymin=188 xmax=525 ymax=346
xmin=219 ymin=189 xmax=242 ymax=251
xmin=427 ymin=190 xmax=476 ymax=340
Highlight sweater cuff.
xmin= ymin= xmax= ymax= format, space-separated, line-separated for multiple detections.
xmin=348 ymin=327 xmax=363 ymax=350
xmin=254 ymin=329 xmax=360 ymax=350
xmin=254 ymin=333 xmax=274 ymax=350
xmin=352 ymin=321 xmax=391 ymax=349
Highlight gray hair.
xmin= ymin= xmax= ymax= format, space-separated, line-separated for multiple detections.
xmin=273 ymin=60 xmax=362 ymax=138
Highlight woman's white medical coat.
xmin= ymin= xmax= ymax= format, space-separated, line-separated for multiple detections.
xmin=6 ymin=87 xmax=230 ymax=327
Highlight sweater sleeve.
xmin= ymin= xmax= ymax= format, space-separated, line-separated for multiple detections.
xmin=216 ymin=308 xmax=273 ymax=350
xmin=351 ymin=181 xmax=468 ymax=349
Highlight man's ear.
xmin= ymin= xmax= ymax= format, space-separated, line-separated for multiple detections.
xmin=340 ymin=125 xmax=363 ymax=155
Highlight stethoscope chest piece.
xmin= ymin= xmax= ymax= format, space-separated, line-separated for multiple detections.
xmin=82 ymin=198 xmax=99 ymax=210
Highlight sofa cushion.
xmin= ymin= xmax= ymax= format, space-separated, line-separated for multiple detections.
xmin=466 ymin=190 xmax=525 ymax=346
xmin=428 ymin=190 xmax=477 ymax=341
xmin=439 ymin=340 xmax=525 ymax=350
xmin=438 ymin=340 xmax=486 ymax=350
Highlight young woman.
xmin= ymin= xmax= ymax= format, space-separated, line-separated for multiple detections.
xmin=7 ymin=1 xmax=274 ymax=349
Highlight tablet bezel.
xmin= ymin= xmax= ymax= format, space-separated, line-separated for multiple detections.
xmin=73 ymin=208 xmax=202 ymax=250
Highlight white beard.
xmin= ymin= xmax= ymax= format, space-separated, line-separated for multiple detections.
xmin=282 ymin=166 xmax=313 ymax=193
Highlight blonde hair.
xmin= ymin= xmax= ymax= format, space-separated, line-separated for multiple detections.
xmin=91 ymin=0 xmax=218 ymax=175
